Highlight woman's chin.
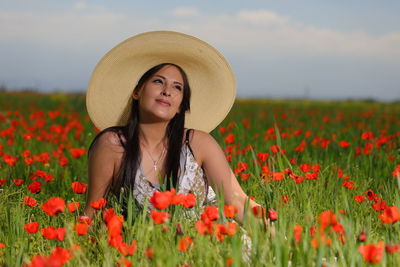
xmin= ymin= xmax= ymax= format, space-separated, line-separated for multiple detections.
xmin=140 ymin=112 xmax=177 ymax=124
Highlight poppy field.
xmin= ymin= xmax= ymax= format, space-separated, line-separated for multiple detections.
xmin=0 ymin=92 xmax=399 ymax=266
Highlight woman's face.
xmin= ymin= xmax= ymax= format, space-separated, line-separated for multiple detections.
xmin=135 ymin=65 xmax=184 ymax=123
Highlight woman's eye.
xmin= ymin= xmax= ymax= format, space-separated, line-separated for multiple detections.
xmin=174 ymin=85 xmax=182 ymax=91
xmin=153 ymin=79 xmax=163 ymax=84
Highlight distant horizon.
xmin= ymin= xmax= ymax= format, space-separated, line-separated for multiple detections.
xmin=2 ymin=86 xmax=399 ymax=103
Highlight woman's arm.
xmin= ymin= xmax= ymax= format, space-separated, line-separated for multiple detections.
xmin=190 ymin=130 xmax=262 ymax=223
xmin=83 ymin=131 xmax=123 ymax=219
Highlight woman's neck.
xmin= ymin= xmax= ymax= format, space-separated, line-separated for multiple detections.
xmin=138 ymin=122 xmax=168 ymax=149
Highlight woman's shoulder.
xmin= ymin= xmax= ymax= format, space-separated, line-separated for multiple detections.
xmin=186 ymin=128 xmax=214 ymax=144
xmin=185 ymin=129 xmax=219 ymax=160
xmin=89 ymin=128 xmax=126 ymax=155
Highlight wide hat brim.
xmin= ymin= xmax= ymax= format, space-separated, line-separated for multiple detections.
xmin=86 ymin=31 xmax=236 ymax=133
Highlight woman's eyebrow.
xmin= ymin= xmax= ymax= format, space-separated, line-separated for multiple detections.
xmin=154 ymin=74 xmax=183 ymax=86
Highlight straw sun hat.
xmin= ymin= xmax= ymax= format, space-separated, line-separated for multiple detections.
xmin=86 ymin=31 xmax=236 ymax=133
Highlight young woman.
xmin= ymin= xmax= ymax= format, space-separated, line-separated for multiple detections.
xmin=84 ymin=31 xmax=264 ymax=223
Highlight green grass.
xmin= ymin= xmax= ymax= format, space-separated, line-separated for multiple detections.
xmin=0 ymin=92 xmax=399 ymax=266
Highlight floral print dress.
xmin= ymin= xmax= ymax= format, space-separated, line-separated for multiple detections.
xmin=133 ymin=143 xmax=217 ymax=210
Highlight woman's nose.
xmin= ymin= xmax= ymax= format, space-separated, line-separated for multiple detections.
xmin=161 ymin=84 xmax=171 ymax=96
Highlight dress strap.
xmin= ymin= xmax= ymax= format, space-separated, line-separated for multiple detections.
xmin=185 ymin=129 xmax=210 ymax=205
xmin=185 ymin=129 xmax=195 ymax=156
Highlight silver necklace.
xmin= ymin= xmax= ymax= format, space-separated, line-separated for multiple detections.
xmin=141 ymin=143 xmax=166 ymax=174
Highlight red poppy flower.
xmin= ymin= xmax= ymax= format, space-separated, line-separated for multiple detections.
xmin=289 ymin=173 xmax=304 ymax=184
xmin=71 ymin=181 xmax=87 ymax=194
xmin=281 ymin=194 xmax=290 ymax=203
xmin=41 ymin=226 xmax=57 ymax=240
xmin=24 ymin=222 xmax=40 ymax=234
xmin=0 ymin=179 xmax=6 ymax=186
xmin=3 ymin=154 xmax=17 ymax=166
xmin=107 ymin=215 xmax=124 ymax=237
xmin=234 ymin=162 xmax=248 ymax=174
xmin=109 ymin=234 xmax=123 ymax=248
xmin=385 ymin=244 xmax=400 ymax=254
xmin=226 ymin=222 xmax=237 ymax=236
xmin=240 ymin=173 xmax=250 ymax=181
xmin=59 ymin=156 xmax=69 ymax=167
xmin=272 ymin=172 xmax=284 ymax=181
xmin=318 ymin=210 xmax=338 ymax=230
xmin=41 ymin=197 xmax=65 ymax=216
xmin=252 ymin=206 xmax=266 ymax=218
xmin=365 ymin=190 xmax=377 ymax=201
xmin=354 ymin=195 xmax=365 ymax=203
xmin=293 ymin=224 xmax=303 ymax=244
xmin=69 ymin=148 xmax=86 ymax=158
xmin=67 ymin=201 xmax=80 ymax=212
xmin=339 ymin=140 xmax=350 ymax=148
xmin=13 ymin=179 xmax=24 ymax=186
xmin=78 ymin=216 xmax=92 ymax=225
xmin=177 ymin=236 xmax=193 ymax=252
xmin=312 ymin=164 xmax=320 ymax=172
xmin=150 ymin=210 xmax=170 ymax=224
xmin=117 ymin=257 xmax=132 ymax=267
xmin=204 ymin=206 xmax=219 ymax=221
xmin=226 ymin=258 xmax=234 ymax=266
xmin=299 ymin=164 xmax=311 ymax=173
xmin=90 ymin=198 xmax=106 ymax=210
xmin=268 ymin=209 xmax=278 ymax=221
xmin=358 ymin=231 xmax=367 ymax=242
xmin=41 ymin=226 xmax=65 ymax=241
xmin=361 ymin=131 xmax=374 ymax=140
xmin=23 ymin=196 xmax=37 ymax=207
xmin=270 ymin=145 xmax=280 ymax=154
xmin=171 ymin=193 xmax=185 ymax=205
xmin=215 ymin=224 xmax=227 ymax=242
xmin=372 ymin=198 xmax=387 ymax=211
xmin=195 ymin=220 xmax=214 ymax=235
xmin=182 ymin=193 xmax=196 ymax=208
xmin=257 ymin=152 xmax=269 ymax=161
xmin=150 ymin=190 xmax=174 ymax=210
xmin=392 ymin=165 xmax=400 ymax=178
xmin=224 ymin=205 xmax=238 ymax=218
xmin=74 ymin=223 xmax=88 ymax=236
xmin=117 ymin=240 xmax=137 ymax=256
xmin=28 ymin=181 xmax=42 ymax=194
xmin=378 ymin=206 xmax=400 ymax=224
xmin=305 ymin=172 xmax=318 ymax=180
xmin=342 ymin=180 xmax=355 ymax=190
xmin=358 ymin=241 xmax=384 ymax=263
xmin=21 ymin=150 xmax=31 ymax=158
xmin=224 ymin=133 xmax=235 ymax=144
xmin=24 ymin=158 xmax=34 ymax=165
xmin=50 ymin=247 xmax=72 ymax=264
xmin=103 ymin=208 xmax=116 ymax=223
xmin=144 ymin=248 xmax=154 ymax=259
xmin=55 ymin=228 xmax=66 ymax=241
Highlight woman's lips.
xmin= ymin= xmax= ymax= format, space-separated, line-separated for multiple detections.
xmin=156 ymin=99 xmax=171 ymax=106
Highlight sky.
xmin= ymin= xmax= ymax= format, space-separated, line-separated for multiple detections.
xmin=1 ymin=0 xmax=399 ymax=101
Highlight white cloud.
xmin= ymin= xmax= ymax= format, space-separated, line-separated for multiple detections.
xmin=172 ymin=7 xmax=199 ymax=18
xmin=74 ymin=1 xmax=86 ymax=10
xmin=237 ymin=10 xmax=289 ymax=25
xmin=1 ymin=7 xmax=399 ymax=59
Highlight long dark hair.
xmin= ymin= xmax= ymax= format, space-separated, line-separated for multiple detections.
xmin=89 ymin=63 xmax=191 ymax=197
